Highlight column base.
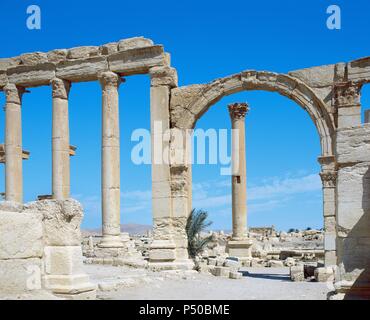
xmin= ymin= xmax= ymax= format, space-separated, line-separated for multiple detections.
xmin=149 ymin=239 xmax=176 ymax=263
xmin=148 ymin=259 xmax=194 ymax=271
xmin=226 ymin=238 xmax=253 ymax=258
xmin=98 ymin=235 xmax=126 ymax=248
xmin=43 ymin=274 xmax=96 ymax=299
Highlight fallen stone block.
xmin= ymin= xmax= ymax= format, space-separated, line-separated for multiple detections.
xmin=267 ymin=260 xmax=284 ymax=268
xmin=229 ymin=271 xmax=243 ymax=280
xmin=213 ymin=266 xmax=230 ymax=277
xmin=284 ymin=257 xmax=296 ymax=267
xmin=314 ymin=267 xmax=334 ymax=282
xmin=290 ymin=265 xmax=304 ymax=282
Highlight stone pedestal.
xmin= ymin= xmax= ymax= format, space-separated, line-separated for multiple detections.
xmin=43 ymin=246 xmax=96 ymax=300
xmin=226 ymin=239 xmax=253 ymax=260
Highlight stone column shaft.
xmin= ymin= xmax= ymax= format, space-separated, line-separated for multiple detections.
xmin=229 ymin=103 xmax=249 ymax=240
xmin=98 ymin=71 xmax=123 ymax=248
xmin=51 ymin=78 xmax=71 ymax=200
xmin=4 ymin=84 xmax=25 ymax=203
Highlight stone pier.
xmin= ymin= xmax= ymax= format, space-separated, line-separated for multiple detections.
xmin=4 ymin=84 xmax=25 ymax=203
xmin=226 ymin=103 xmax=253 ymax=259
xmin=98 ymin=71 xmax=124 ymax=248
xmin=51 ymin=78 xmax=71 ymax=200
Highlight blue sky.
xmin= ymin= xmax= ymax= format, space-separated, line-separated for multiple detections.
xmin=1 ymin=0 xmax=370 ymax=231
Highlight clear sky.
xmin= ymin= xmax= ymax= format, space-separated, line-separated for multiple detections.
xmin=1 ymin=0 xmax=370 ymax=231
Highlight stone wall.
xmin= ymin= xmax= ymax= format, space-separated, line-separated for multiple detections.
xmin=335 ymin=124 xmax=370 ymax=298
xmin=0 ymin=199 xmax=96 ymax=299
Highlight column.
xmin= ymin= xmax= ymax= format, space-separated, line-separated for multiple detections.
xmin=51 ymin=78 xmax=71 ymax=200
xmin=318 ymin=156 xmax=337 ymax=266
xmin=226 ymin=102 xmax=253 ymax=260
xmin=229 ymin=102 xmax=248 ymax=239
xmin=98 ymin=71 xmax=124 ymax=248
xmin=4 ymin=83 xmax=25 ymax=203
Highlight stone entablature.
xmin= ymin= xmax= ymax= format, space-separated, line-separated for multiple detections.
xmin=0 ymin=37 xmax=168 ymax=88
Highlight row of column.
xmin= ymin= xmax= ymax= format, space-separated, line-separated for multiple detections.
xmin=3 ymin=71 xmax=122 ymax=247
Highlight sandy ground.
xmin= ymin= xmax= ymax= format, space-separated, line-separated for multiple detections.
xmin=84 ymin=264 xmax=331 ymax=300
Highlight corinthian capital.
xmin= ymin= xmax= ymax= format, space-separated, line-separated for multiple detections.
xmin=228 ymin=102 xmax=250 ymax=120
xmin=51 ymin=78 xmax=71 ymax=99
xmin=320 ymin=171 xmax=337 ymax=188
xmin=98 ymin=71 xmax=122 ymax=89
xmin=4 ymin=83 xmax=25 ymax=105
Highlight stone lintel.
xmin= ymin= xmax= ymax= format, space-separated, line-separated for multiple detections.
xmin=7 ymin=63 xmax=56 ymax=87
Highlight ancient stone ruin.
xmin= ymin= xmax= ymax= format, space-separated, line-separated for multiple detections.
xmin=0 ymin=37 xmax=369 ymax=299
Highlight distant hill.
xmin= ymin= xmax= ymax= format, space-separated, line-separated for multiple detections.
xmin=82 ymin=223 xmax=152 ymax=237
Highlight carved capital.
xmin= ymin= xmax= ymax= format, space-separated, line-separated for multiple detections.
xmin=228 ymin=102 xmax=249 ymax=120
xmin=320 ymin=171 xmax=337 ymax=188
xmin=98 ymin=71 xmax=122 ymax=89
xmin=4 ymin=83 xmax=25 ymax=105
xmin=51 ymin=78 xmax=71 ymax=99
xmin=333 ymin=82 xmax=361 ymax=107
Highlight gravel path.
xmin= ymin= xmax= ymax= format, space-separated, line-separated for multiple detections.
xmin=84 ymin=265 xmax=330 ymax=300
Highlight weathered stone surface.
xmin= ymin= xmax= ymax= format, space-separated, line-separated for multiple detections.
xmin=289 ymin=64 xmax=335 ymax=88
xmin=0 ymin=57 xmax=21 ymax=71
xmin=6 ymin=63 xmax=56 ymax=87
xmin=0 ymin=70 xmax=7 ymax=87
xmin=20 ymin=52 xmax=48 ymax=66
xmin=47 ymin=49 xmax=68 ymax=64
xmin=0 ymin=210 xmax=43 ymax=259
xmin=108 ymin=45 xmax=165 ymax=75
xmin=24 ymin=199 xmax=83 ymax=246
xmin=118 ymin=37 xmax=154 ymax=51
xmin=336 ymin=125 xmax=370 ymax=164
xmin=315 ymin=267 xmax=334 ymax=282
xmin=0 ymin=201 xmax=24 ymax=212
xmin=100 ymin=42 xmax=118 ymax=55
xmin=229 ymin=271 xmax=243 ymax=279
xmin=348 ymin=57 xmax=370 ymax=81
xmin=150 ymin=66 xmax=178 ymax=88
xmin=56 ymin=56 xmax=108 ymax=82
xmin=290 ymin=265 xmax=304 ymax=281
xmin=44 ymin=246 xmax=85 ymax=275
xmin=0 ymin=258 xmax=42 ymax=293
xmin=67 ymin=46 xmax=100 ymax=59
xmin=213 ymin=266 xmax=230 ymax=277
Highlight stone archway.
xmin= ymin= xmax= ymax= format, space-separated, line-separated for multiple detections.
xmin=167 ymin=70 xmax=337 ymax=266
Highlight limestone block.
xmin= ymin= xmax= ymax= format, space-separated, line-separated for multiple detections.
xmin=290 ymin=265 xmax=304 ymax=281
xmin=7 ymin=63 xmax=56 ymax=87
xmin=20 ymin=52 xmax=48 ymax=66
xmin=207 ymin=258 xmax=217 ymax=266
xmin=0 ymin=258 xmax=42 ymax=293
xmin=56 ymin=56 xmax=108 ymax=82
xmin=100 ymin=42 xmax=118 ymax=55
xmin=213 ymin=266 xmax=230 ymax=277
xmin=67 ymin=46 xmax=100 ymax=59
xmin=118 ymin=37 xmax=154 ymax=51
xmin=324 ymin=233 xmax=336 ymax=251
xmin=337 ymin=163 xmax=370 ymax=234
xmin=47 ymin=49 xmax=68 ymax=64
xmin=24 ymin=199 xmax=83 ymax=246
xmin=336 ymin=125 xmax=370 ymax=164
xmin=314 ymin=267 xmax=334 ymax=282
xmin=0 ymin=201 xmax=24 ymax=212
xmin=224 ymin=259 xmax=240 ymax=270
xmin=44 ymin=246 xmax=84 ymax=275
xmin=149 ymin=240 xmax=176 ymax=262
xmin=0 ymin=210 xmax=43 ymax=259
xmin=108 ymin=45 xmax=165 ymax=75
xmin=288 ymin=64 xmax=335 ymax=88
xmin=0 ymin=57 xmax=21 ymax=71
xmin=348 ymin=57 xmax=370 ymax=81
xmin=0 ymin=71 xmax=7 ymax=87
xmin=229 ymin=271 xmax=243 ymax=279
xmin=150 ymin=66 xmax=178 ymax=88
xmin=267 ymin=260 xmax=284 ymax=268
xmin=43 ymin=274 xmax=96 ymax=294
